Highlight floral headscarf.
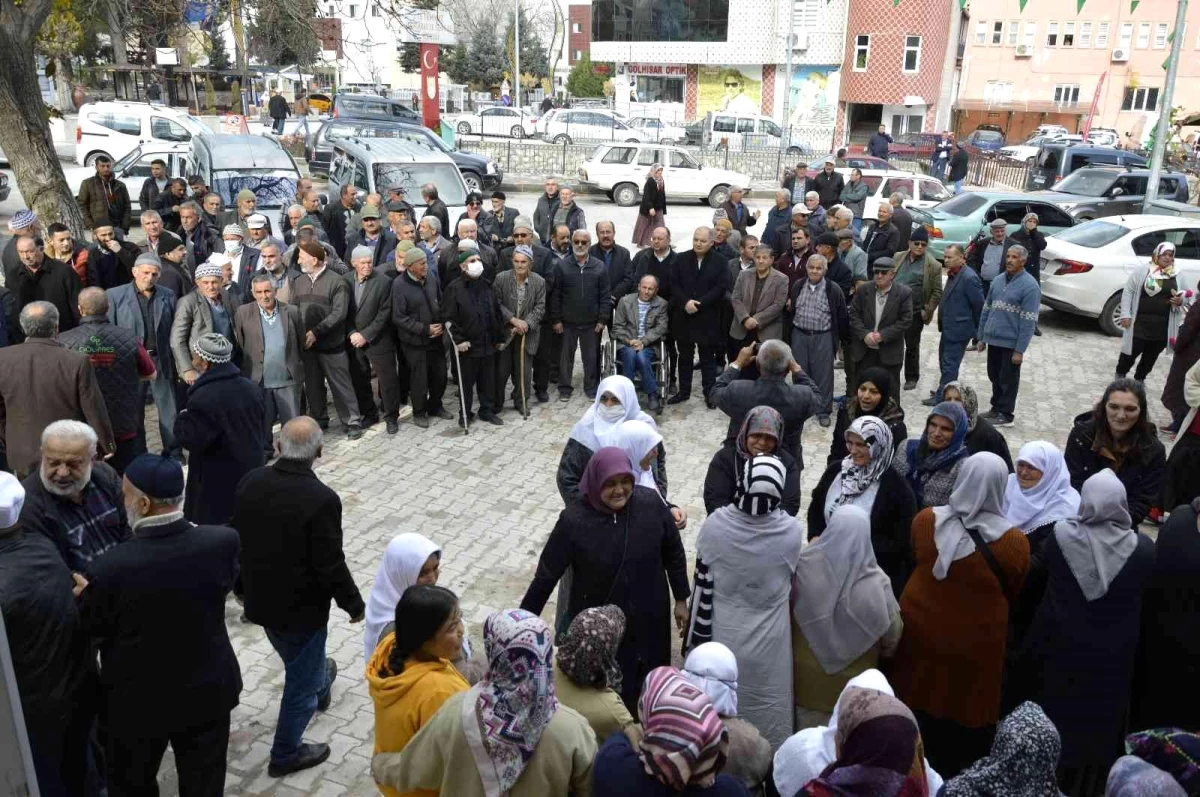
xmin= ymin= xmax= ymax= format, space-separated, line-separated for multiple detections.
xmin=638 ymin=666 xmax=729 ymax=790
xmin=736 ymin=405 xmax=784 ymax=458
xmin=648 ymin=163 xmax=665 ymax=190
xmin=941 ymin=702 xmax=1065 ymax=797
xmin=942 ymin=381 xmax=979 ymax=432
xmin=832 ymin=416 xmax=895 ymax=512
xmin=1124 ymin=729 xmax=1200 ymax=794
xmin=556 ymin=605 xmax=625 ymax=692
xmin=463 ymin=609 xmax=558 ymax=797
xmin=1106 ymin=756 xmax=1187 ymax=796
xmin=1146 ymin=242 xmax=1178 ymax=296
xmin=905 ymin=401 xmax=970 ymax=505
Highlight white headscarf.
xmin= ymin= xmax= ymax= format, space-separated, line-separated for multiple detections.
xmin=364 ymin=533 xmax=441 ymax=663
xmin=792 ymin=506 xmax=899 ymax=674
xmin=1055 ymin=468 xmax=1138 ymax=601
xmin=772 ymin=669 xmax=944 ymax=797
xmin=681 ymin=642 xmax=739 ymax=716
xmin=1003 ymin=441 xmax=1080 ymax=535
xmin=566 ymin=374 xmax=656 ymax=451
xmin=608 ymin=419 xmax=663 ymax=492
xmin=932 ymin=452 xmax=1015 ymax=581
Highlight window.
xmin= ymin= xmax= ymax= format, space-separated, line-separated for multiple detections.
xmin=1095 ymin=22 xmax=1109 ymax=47
xmin=1154 ymin=23 xmax=1168 ymax=48
xmin=352 ymin=159 xmax=368 ymax=190
xmin=758 ymin=119 xmax=782 ymax=136
xmin=347 ymin=3 xmax=357 ymax=15
xmin=636 ymin=148 xmax=659 ymax=167
xmin=571 ymin=22 xmax=581 ymax=33
xmin=600 ymin=146 xmax=635 ymax=164
xmin=91 ymin=112 xmax=141 ymax=135
xmin=573 ymin=49 xmax=583 ymax=60
xmin=669 ymin=150 xmax=699 ymax=169
xmin=992 ymin=21 xmax=1003 ymax=45
xmin=713 ymin=115 xmax=736 ymax=133
xmin=883 ymin=177 xmax=915 ymax=198
xmin=635 ymin=76 xmax=684 ymax=103
xmin=1008 ymin=20 xmax=1020 ymax=45
xmin=150 ymin=117 xmax=189 ymax=141
xmin=1023 ymin=21 xmax=1037 ymax=47
xmin=1118 ymin=22 xmax=1133 ymax=49
xmin=1132 ymin=229 xmax=1200 ymax=258
xmin=592 ymin=0 xmax=729 ymax=42
xmin=1046 ymin=22 xmax=1059 ymax=47
xmin=903 ymin=35 xmax=921 ymax=72
xmin=325 ymin=4 xmax=333 ymax=14
xmin=1136 ymin=22 xmax=1150 ymax=48
xmin=1063 ymin=22 xmax=1075 ymax=46
xmin=984 ymin=81 xmax=1013 ymax=103
xmin=1122 ymin=86 xmax=1159 ymax=111
xmin=975 ymin=21 xmax=987 ymax=45
xmin=736 ymin=117 xmax=755 ymax=133
xmin=854 ymin=34 xmax=870 ymax=69
xmin=371 ymin=3 xmax=380 ymax=15
xmin=1080 ymin=22 xmax=1093 ymax=48
xmin=1053 ymin=84 xmax=1081 ymax=105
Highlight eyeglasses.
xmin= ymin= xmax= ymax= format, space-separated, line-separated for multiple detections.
xmin=912 ymin=242 xmax=927 ymax=246
xmin=468 ymin=201 xmax=481 ymax=206
xmin=724 ymin=81 xmax=739 ymax=88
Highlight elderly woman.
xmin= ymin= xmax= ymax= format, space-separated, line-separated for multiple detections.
xmin=523 ymin=448 xmax=689 ymax=712
xmin=808 ymin=418 xmax=917 ymax=596
xmin=686 ymin=455 xmax=803 ymax=749
xmin=1008 ymin=471 xmax=1154 ymax=796
xmin=704 ymin=405 xmax=802 ymax=517
xmin=828 ymin=366 xmax=908 ymax=465
xmin=791 ymin=507 xmax=904 ymax=731
xmin=681 ymin=643 xmax=773 ymax=792
xmin=890 ymin=453 xmax=1030 ymax=777
xmin=610 ymin=419 xmax=686 ymax=528
xmin=553 ymin=605 xmax=636 ymax=742
xmin=1003 ymin=441 xmax=1079 ymax=554
xmin=1065 ymin=378 xmax=1166 ymax=527
xmin=1116 ymin=241 xmax=1195 ymax=383
xmin=632 ymin=164 xmax=666 ymax=249
xmin=371 ymin=609 xmax=596 ymax=796
xmin=940 ymin=702 xmax=1066 ymax=797
xmin=892 ymin=401 xmax=971 ymax=510
xmin=940 ymin=381 xmax=1013 ymax=471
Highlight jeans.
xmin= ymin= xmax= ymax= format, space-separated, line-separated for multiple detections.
xmin=264 ymin=626 xmax=331 ymax=764
xmin=272 ymin=116 xmax=286 ymax=134
xmin=852 ymin=217 xmax=863 ymax=237
xmin=954 ymin=179 xmax=964 ymax=194
xmin=938 ymin=337 xmax=970 ymax=399
xmin=619 ymin=345 xmax=659 ymax=396
xmin=986 ymin=344 xmax=1022 ymax=416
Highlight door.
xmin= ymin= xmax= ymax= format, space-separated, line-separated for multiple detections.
xmin=663 ymin=148 xmax=704 ymax=198
xmin=1104 ymin=174 xmax=1146 ymax=217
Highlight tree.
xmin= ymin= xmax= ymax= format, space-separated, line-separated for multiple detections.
xmin=208 ymin=27 xmax=231 ymax=72
xmin=37 ymin=0 xmax=84 ymax=112
xmin=566 ymin=53 xmax=605 ymax=98
xmin=443 ymin=42 xmax=470 ymax=84
xmin=453 ymin=32 xmax=506 ymax=90
xmin=504 ymin=6 xmax=547 ymax=86
xmin=248 ymin=0 xmax=322 ymax=67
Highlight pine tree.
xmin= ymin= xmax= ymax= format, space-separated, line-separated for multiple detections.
xmin=566 ymin=54 xmax=605 ymax=98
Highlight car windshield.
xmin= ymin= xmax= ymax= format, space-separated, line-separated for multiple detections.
xmin=975 ymin=131 xmax=1003 ymax=143
xmin=934 ymin=192 xmax=988 ymax=216
xmin=373 ymin=163 xmax=466 ymax=205
xmin=212 ymin=170 xmax=298 ymax=207
xmin=112 ymin=147 xmax=146 ymax=173
xmin=1054 ymin=170 xmax=1118 ymax=197
xmin=672 ymin=149 xmax=700 ymax=168
xmin=1053 ymin=220 xmax=1130 ymax=248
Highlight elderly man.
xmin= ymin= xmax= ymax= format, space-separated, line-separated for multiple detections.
xmin=77 ymin=453 xmax=241 ymax=796
xmin=443 ymin=250 xmax=505 ymax=426
xmin=711 ymin=339 xmax=818 ymax=467
xmin=836 ymin=227 xmax=868 ymax=287
xmin=889 ymin=192 xmax=914 ymax=252
xmin=385 ymin=202 xmax=415 ymax=243
xmin=77 ymin=154 xmax=132 ymax=232
xmin=221 ymin=223 xmax=261 ymax=299
xmin=711 ymin=219 xmax=737 ymax=262
xmin=322 ymin=183 xmax=360 ymax=259
xmin=416 ymin=216 xmax=449 ymax=283
xmin=862 ymin=202 xmax=901 ymax=264
xmin=485 ymin=190 xmax=520 ymax=248
xmin=492 ymin=245 xmax=547 ymax=414
xmin=345 ymin=205 xmax=398 ymax=268
xmin=384 ymin=187 xmax=414 ymax=224
xmin=630 ymin=226 xmax=677 ymax=391
xmin=813 ymin=231 xmax=855 ymax=302
xmin=179 ymin=200 xmax=219 ymax=263
xmin=812 ymin=158 xmax=845 ymax=209
xmin=247 ymin=213 xmax=283 ymax=252
xmin=718 ymin=185 xmax=759 ymax=235
xmin=968 ymin=218 xmax=1017 ymax=298
xmin=283 ymin=204 xmax=306 ymax=247
xmin=235 ymin=275 xmax=305 ymax=456
xmin=613 ymin=274 xmax=669 ymax=410
xmin=348 ymin=193 xmax=383 ymax=237
xmin=136 ymin=211 xmax=167 ymax=263
xmin=762 ymin=189 xmax=793 ymax=251
xmin=174 ymin=333 xmax=265 ymax=523
xmin=440 ymin=218 xmax=498 ymax=281
xmin=771 ymin=203 xmax=812 ymax=261
xmin=803 ymin=191 xmax=828 ymax=238
xmin=156 ymin=233 xmax=193 ymax=298
xmin=9 ymin=235 xmax=82 ymax=339
xmin=533 ymin=176 xmax=561 ymax=243
xmin=500 ymin=218 xmax=559 ymax=400
xmin=927 ymin=243 xmax=984 ymax=406
xmin=591 ymin=220 xmax=634 ymax=298
xmin=0 ymin=303 xmax=113 ymax=476
xmin=669 ymin=227 xmax=728 ymax=407
xmin=254 ymin=240 xmax=299 ymax=303
xmin=775 ymin=226 xmax=814 ymax=292
xmin=59 ymin=288 xmax=156 ymax=473
xmin=138 ymin=159 xmax=169 ymax=218
xmin=170 ymin=260 xmax=241 ymax=385
xmin=281 ymin=179 xmax=313 ymax=238
xmin=19 ymin=420 xmax=127 ymax=572
xmin=231 ymin=416 xmax=364 ymax=778
xmin=285 ymin=222 xmax=346 ymax=276
xmin=849 ymin=258 xmax=915 ymax=395
xmin=788 ymin=253 xmax=849 ymax=427
xmin=553 ymin=229 xmax=609 ymax=401
xmin=344 ymin=246 xmax=403 ymax=434
xmin=87 ymin=223 xmax=140 ymax=289
xmin=553 ymin=185 xmax=586 ymax=234
xmin=419 ymin=183 xmax=450 ymax=239
xmin=392 ymin=247 xmax=448 ymax=428
xmin=2 ymin=209 xmax=39 ymax=278
xmin=977 ymin=244 xmax=1040 ymax=426
xmin=730 ymin=242 xmax=789 ymax=368
xmin=219 ymin=188 xmax=270 ymax=240
xmin=891 ymin=227 xmax=943 ymax=390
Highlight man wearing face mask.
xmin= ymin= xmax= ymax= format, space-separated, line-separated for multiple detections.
xmin=441 ymin=251 xmax=505 ymax=427
xmin=553 ymin=230 xmax=609 ymax=402
xmin=220 ymin=225 xmax=260 ymax=302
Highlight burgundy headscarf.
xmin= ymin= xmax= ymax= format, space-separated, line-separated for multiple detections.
xmin=580 ymin=447 xmax=636 ymax=514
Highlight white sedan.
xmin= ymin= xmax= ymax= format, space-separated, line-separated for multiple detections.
xmin=452 ymin=107 xmax=538 ymax=139
xmin=624 ymin=117 xmax=687 ymax=143
xmin=1039 ymin=215 xmax=1200 ymax=336
xmin=578 ymin=142 xmax=750 ymax=207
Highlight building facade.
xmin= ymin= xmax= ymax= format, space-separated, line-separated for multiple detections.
xmin=955 ymin=0 xmax=1200 ymax=145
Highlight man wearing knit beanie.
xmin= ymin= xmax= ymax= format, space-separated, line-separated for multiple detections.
xmin=2 ymin=209 xmax=40 ymax=279
xmin=392 ymin=241 xmax=450 ymax=428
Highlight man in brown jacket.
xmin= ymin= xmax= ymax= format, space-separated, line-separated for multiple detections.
xmin=233 ymin=275 xmax=305 ymax=458
xmin=0 ymin=302 xmax=114 ymax=477
xmin=76 ymin=155 xmax=132 ymax=233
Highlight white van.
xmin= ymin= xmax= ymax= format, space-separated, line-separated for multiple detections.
xmin=75 ymin=101 xmax=210 ymax=166
xmin=684 ymin=111 xmax=804 ymax=156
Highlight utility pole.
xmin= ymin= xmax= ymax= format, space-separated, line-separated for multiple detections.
xmin=1143 ymin=0 xmax=1187 ymax=212
xmin=776 ymin=0 xmax=796 ymax=177
xmin=515 ymin=0 xmax=521 ymax=110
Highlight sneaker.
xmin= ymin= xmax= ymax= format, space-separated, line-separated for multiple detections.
xmin=414 ymin=415 xmax=430 ymax=429
xmin=397 ymin=405 xmax=414 ymax=420
xmin=346 ymin=425 xmax=364 ymax=440
xmin=317 ymin=658 xmax=337 ymax=711
xmin=903 ymin=380 xmax=918 ymax=391
xmin=535 ymin=391 xmax=550 ymax=403
xmin=979 ymin=410 xmax=1003 ymax=423
xmin=385 ymin=419 xmax=399 ymax=435
xmin=818 ymin=415 xmax=831 ymax=427
xmin=991 ymin=413 xmax=1015 ymax=427
xmin=268 ymin=743 xmax=331 ymax=778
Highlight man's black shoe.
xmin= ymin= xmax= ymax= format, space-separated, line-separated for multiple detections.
xmin=346 ymin=425 xmax=364 ymax=440
xmin=385 ymin=419 xmax=399 ymax=434
xmin=268 ymin=743 xmax=331 ymax=778
xmin=667 ymin=393 xmax=690 ymax=405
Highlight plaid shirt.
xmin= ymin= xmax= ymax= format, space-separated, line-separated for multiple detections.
xmin=58 ymin=481 xmax=130 ymax=573
xmin=793 ymin=278 xmax=831 ymax=332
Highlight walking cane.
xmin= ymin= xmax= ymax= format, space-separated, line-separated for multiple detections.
xmin=518 ymin=332 xmax=529 ymax=420
xmin=444 ymin=322 xmax=470 ymax=435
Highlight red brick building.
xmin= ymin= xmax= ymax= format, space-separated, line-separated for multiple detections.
xmin=568 ymin=5 xmax=591 ymax=65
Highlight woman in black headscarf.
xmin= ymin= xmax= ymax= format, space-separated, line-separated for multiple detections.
xmin=827 ymin=366 xmax=907 ymax=465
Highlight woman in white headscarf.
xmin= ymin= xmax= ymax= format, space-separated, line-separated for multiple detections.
xmin=1008 ymin=469 xmax=1155 ymax=797
xmin=1003 ymin=441 xmax=1080 ymax=551
xmin=772 ymin=668 xmax=945 ymax=797
xmin=1115 ymin=240 xmax=1195 ymax=383
xmin=791 ymin=506 xmax=904 ymax=731
xmin=608 ymin=419 xmax=686 ymax=529
xmin=890 ymin=452 xmax=1030 ymax=778
xmin=681 ymin=642 xmax=773 ymax=792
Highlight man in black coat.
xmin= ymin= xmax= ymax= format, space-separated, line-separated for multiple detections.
xmin=420 ymin=183 xmax=450 ymax=241
xmin=668 ymin=227 xmax=729 ymax=407
xmin=344 ymin=204 xmax=399 ymax=270
xmin=888 ymin=193 xmax=914 ymax=254
xmin=442 ymin=251 xmax=506 ymax=426
xmin=631 ymin=226 xmax=678 ymax=390
xmin=8 ymin=236 xmax=82 ymax=340
xmin=485 ymin=191 xmax=521 ymax=248
xmin=79 ymin=454 xmax=242 ymax=796
xmin=391 ymin=247 xmax=450 ymax=428
xmin=268 ymin=89 xmax=289 ymax=134
xmin=591 ymin=220 xmax=634 ymax=300
xmin=231 ymin=416 xmax=366 ymax=777
xmin=321 ymin=183 xmax=359 ymax=260
xmin=552 ymin=229 xmax=609 ymax=402
xmin=345 ymin=245 xmax=404 ymax=434
xmin=861 ymin=203 xmax=902 ymax=264
xmin=173 ymin=333 xmax=266 ymax=524
xmin=812 ymin=158 xmax=845 ymax=209
xmin=87 ymin=223 xmax=140 ymax=290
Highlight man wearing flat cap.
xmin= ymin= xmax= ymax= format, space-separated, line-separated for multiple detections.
xmin=968 ymin=217 xmax=1017 ymax=299
xmin=219 ymin=187 xmax=270 ymax=240
xmin=892 ymin=226 xmax=943 ymax=390
xmin=345 ymin=204 xmax=398 ymax=269
xmin=246 ymin=212 xmax=284 ymax=254
xmin=78 ymin=453 xmax=242 ymax=794
xmin=173 ymin=333 xmax=265 ymax=523
xmin=170 ymin=258 xmax=241 ymax=387
xmin=848 ymin=257 xmax=914 ymax=394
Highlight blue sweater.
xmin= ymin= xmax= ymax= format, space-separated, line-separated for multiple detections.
xmin=979 ymin=269 xmax=1040 ymax=353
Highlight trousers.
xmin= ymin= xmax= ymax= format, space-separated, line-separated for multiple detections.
xmin=146 ymin=364 xmax=180 ymax=457
xmin=790 ymin=327 xmax=835 ymax=417
xmin=986 ymin=344 xmax=1023 ymax=415
xmin=403 ymin=343 xmax=447 ymax=417
xmin=938 ymin=337 xmax=970 ymax=398
xmin=1115 ymin=336 xmax=1168 ymax=382
xmin=454 ymin=355 xmax=496 ymax=419
xmin=903 ymin=312 xmax=925 ymax=382
xmin=619 ymin=345 xmax=660 ymax=396
xmin=534 ymin=324 xmax=561 ymax=392
xmin=264 ymin=626 xmax=331 ymax=764
xmin=676 ymin=338 xmax=720 ymax=397
xmin=495 ymin=333 xmax=534 ymax=411
xmin=348 ymin=344 xmax=403 ymax=421
xmin=262 ymin=384 xmax=299 ymax=455
xmin=302 ymin=349 xmax=362 ymax=428
xmin=560 ymin=323 xmax=600 ymax=396
xmin=106 ymin=712 xmax=231 ymax=797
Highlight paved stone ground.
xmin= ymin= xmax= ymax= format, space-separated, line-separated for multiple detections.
xmin=124 ymin=194 xmax=1164 ymax=794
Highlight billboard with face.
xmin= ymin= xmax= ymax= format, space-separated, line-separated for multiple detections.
xmin=698 ymin=65 xmax=762 ymax=116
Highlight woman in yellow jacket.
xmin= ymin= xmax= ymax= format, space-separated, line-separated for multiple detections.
xmin=367 ymin=584 xmax=470 ymax=797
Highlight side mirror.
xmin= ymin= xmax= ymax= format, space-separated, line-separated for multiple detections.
xmin=1110 ymin=187 xmax=1124 ymax=197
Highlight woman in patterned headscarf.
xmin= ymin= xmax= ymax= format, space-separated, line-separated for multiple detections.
xmin=371 ymin=609 xmax=596 ymax=796
xmin=940 ymin=702 xmax=1065 ymax=797
xmin=1115 ymin=240 xmax=1195 ymax=384
xmin=892 ymin=401 xmax=972 ymax=509
xmin=808 ymin=416 xmax=918 ymax=596
xmin=704 ymin=404 xmax=802 ymax=516
xmin=552 ymin=605 xmax=636 ymax=742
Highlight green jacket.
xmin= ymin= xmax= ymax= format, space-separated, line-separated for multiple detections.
xmin=892 ymin=248 xmax=943 ymax=322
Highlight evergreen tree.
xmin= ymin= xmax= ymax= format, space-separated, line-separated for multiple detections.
xmin=566 ymin=54 xmax=606 ymax=98
xmin=503 ymin=7 xmax=547 ymax=86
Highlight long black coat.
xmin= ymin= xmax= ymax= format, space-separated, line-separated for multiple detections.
xmin=1064 ymin=412 xmax=1166 ymax=528
xmin=703 ymin=443 xmax=801 ymax=518
xmin=441 ymin=275 xmax=503 ymax=358
xmin=965 ymin=416 xmax=1014 ymax=472
xmin=173 ymin=362 xmax=266 ymax=524
xmin=521 ymin=487 xmax=690 ymax=712
xmin=669 ymin=249 xmax=730 ymax=346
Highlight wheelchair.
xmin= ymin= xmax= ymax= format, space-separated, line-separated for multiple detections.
xmin=601 ymin=328 xmax=668 ymax=413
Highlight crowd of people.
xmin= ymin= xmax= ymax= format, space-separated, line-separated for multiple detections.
xmin=2 ymin=155 xmax=1200 ymax=797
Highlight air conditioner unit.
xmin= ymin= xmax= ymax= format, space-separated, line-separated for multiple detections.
xmin=1111 ymin=47 xmax=1129 ymax=61
xmin=791 ymin=32 xmax=809 ymax=50
xmin=1015 ymin=44 xmax=1034 ymax=57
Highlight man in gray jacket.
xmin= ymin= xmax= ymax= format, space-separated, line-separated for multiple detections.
xmin=492 ymin=245 xmax=546 ymax=414
xmin=233 ymin=275 xmax=305 ymax=458
xmin=170 ymin=260 xmax=240 ymax=386
xmin=613 ymin=274 xmax=668 ymax=410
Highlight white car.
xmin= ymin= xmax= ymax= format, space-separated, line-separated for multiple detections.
xmin=75 ymin=100 xmax=209 ymax=166
xmin=843 ymin=168 xmax=951 ymax=220
xmin=452 ymin=107 xmax=538 ymax=139
xmin=1040 ymin=215 xmax=1200 ymax=336
xmin=578 ymin=142 xmax=749 ymax=208
xmin=542 ymin=109 xmax=648 ymax=144
xmin=1087 ymin=130 xmax=1121 ymax=148
xmin=624 ymin=117 xmax=687 ymax=143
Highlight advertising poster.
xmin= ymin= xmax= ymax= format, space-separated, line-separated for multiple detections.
xmin=788 ymin=66 xmax=840 ymax=127
xmin=697 ymin=65 xmax=762 ymax=116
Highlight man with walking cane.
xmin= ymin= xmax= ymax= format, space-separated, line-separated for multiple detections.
xmin=493 ymin=245 xmax=546 ymax=417
xmin=441 ymin=251 xmax=505 ymax=428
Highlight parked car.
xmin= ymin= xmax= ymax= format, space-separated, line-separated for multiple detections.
xmin=307 ymin=92 xmax=333 ymax=114
xmin=577 ymin=142 xmax=750 ymax=208
xmin=1027 ymin=144 xmax=1148 ymax=190
xmin=963 ymin=127 xmax=1006 ymax=151
xmin=624 ymin=117 xmax=688 ymax=143
xmin=1040 ymin=216 xmax=1200 ymax=335
xmin=325 ymin=137 xmax=469 ymax=220
xmin=1001 ymin=135 xmax=1083 ymax=164
xmin=305 ymin=119 xmax=501 ymax=192
xmin=331 ymin=93 xmax=421 ymax=124
xmin=75 ymin=100 xmax=209 ymax=166
xmin=1030 ymin=167 xmax=1190 ymax=220
xmin=1033 ymin=124 xmax=1070 ymax=138
xmin=452 ymin=107 xmax=538 ymax=139
xmin=541 ymin=109 xmax=648 ymax=144
xmin=684 ymin=111 xmax=805 ymax=156
xmin=803 ymin=153 xmax=894 ymax=178
xmin=190 ymin=135 xmax=302 ymax=233
xmin=1086 ymin=128 xmax=1121 ymax=148
xmin=907 ymin=191 xmax=1077 ymax=260
xmin=847 ymin=169 xmax=952 ymax=220
xmin=109 ymin=142 xmax=192 ymax=215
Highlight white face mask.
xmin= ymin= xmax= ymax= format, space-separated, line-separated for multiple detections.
xmin=224 ymin=240 xmax=243 ymax=256
xmin=597 ymin=403 xmax=625 ymax=423
xmin=465 ymin=261 xmax=484 ymax=279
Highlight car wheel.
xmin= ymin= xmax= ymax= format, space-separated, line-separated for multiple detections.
xmin=786 ymin=146 xmax=803 ymax=157
xmin=84 ymin=151 xmax=112 ymax=167
xmin=613 ymin=182 xmax=640 ymax=207
xmin=553 ymin=134 xmax=572 ymax=145
xmin=1099 ymin=291 xmax=1123 ymax=337
xmin=461 ymin=171 xmax=483 ymax=193
xmin=457 ymin=122 xmax=471 ymax=135
xmin=708 ymin=185 xmax=731 ymax=208
xmin=625 ymin=138 xmax=641 ymax=143
xmin=510 ymin=126 xmax=525 ymax=139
